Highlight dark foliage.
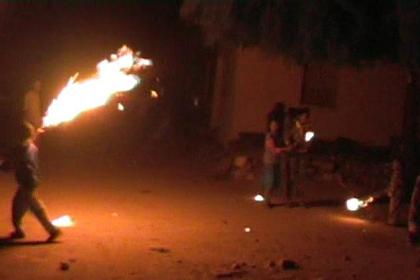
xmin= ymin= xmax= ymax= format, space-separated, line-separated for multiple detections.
xmin=181 ymin=0 xmax=400 ymax=65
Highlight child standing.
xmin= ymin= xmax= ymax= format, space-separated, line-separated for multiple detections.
xmin=263 ymin=120 xmax=290 ymax=207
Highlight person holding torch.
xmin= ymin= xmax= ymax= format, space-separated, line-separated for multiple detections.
xmin=262 ymin=119 xmax=291 ymax=208
xmin=1 ymin=122 xmax=61 ymax=242
xmin=285 ymin=108 xmax=312 ymax=205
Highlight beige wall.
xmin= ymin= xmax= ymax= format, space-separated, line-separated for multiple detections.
xmin=215 ymin=47 xmax=406 ymax=146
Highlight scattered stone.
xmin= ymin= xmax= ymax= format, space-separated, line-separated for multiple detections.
xmin=254 ymin=238 xmax=259 ymax=243
xmin=231 ymin=262 xmax=247 ymax=270
xmin=268 ymin=260 xmax=277 ymax=268
xmin=231 ymin=156 xmax=255 ymax=180
xmin=68 ymin=258 xmax=77 ymax=263
xmin=150 ymin=247 xmax=171 ymax=253
xmin=59 ymin=262 xmax=70 ymax=271
xmin=231 ymin=263 xmax=242 ymax=270
xmin=176 ymin=260 xmax=183 ymax=264
xmin=280 ymin=259 xmax=299 ymax=270
xmin=344 ymin=255 xmax=352 ymax=261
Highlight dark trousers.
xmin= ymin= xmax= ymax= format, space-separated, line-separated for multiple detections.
xmin=263 ymin=162 xmax=281 ymax=203
xmin=286 ymin=153 xmax=306 ymax=200
xmin=12 ymin=187 xmax=55 ymax=234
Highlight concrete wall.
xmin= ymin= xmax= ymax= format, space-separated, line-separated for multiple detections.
xmin=214 ymin=47 xmax=407 ymax=146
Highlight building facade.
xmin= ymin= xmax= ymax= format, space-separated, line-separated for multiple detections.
xmin=211 ymin=47 xmax=408 ymax=147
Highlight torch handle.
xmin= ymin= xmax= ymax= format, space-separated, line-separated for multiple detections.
xmin=34 ymin=127 xmax=46 ymax=142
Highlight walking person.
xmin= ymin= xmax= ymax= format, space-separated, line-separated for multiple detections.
xmin=1 ymin=122 xmax=61 ymax=242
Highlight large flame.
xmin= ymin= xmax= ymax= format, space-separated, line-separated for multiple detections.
xmin=42 ymin=45 xmax=152 ymax=128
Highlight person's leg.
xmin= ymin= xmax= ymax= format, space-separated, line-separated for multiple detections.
xmin=388 ymin=191 xmax=403 ymax=226
xmin=28 ymin=192 xmax=58 ymax=235
xmin=289 ymin=155 xmax=298 ymax=199
xmin=296 ymin=154 xmax=306 ymax=198
xmin=263 ymin=165 xmax=274 ymax=206
xmin=283 ymin=155 xmax=291 ymax=201
xmin=11 ymin=188 xmax=30 ymax=238
xmin=408 ymin=183 xmax=420 ymax=243
xmin=272 ymin=162 xmax=281 ymax=201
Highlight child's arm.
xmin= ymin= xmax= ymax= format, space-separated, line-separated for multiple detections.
xmin=265 ymin=137 xmax=291 ymax=154
xmin=275 ymin=146 xmax=292 ymax=154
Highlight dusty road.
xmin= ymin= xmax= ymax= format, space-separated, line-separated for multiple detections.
xmin=0 ymin=139 xmax=418 ymax=280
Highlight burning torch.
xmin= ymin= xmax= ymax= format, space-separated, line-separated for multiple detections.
xmin=305 ymin=131 xmax=315 ymax=142
xmin=34 ymin=45 xmax=153 ymax=227
xmin=35 ymin=45 xmax=151 ymax=136
xmin=346 ymin=196 xmax=374 ymax=211
xmin=345 ymin=189 xmax=389 ymax=212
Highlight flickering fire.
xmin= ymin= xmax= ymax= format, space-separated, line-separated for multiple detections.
xmin=150 ymin=90 xmax=159 ymax=99
xmin=117 ymin=102 xmax=125 ymax=111
xmin=42 ymin=45 xmax=152 ymax=128
xmin=52 ymin=215 xmax=75 ymax=228
xmin=346 ymin=196 xmax=374 ymax=211
xmin=254 ymin=194 xmax=265 ymax=202
xmin=305 ymin=131 xmax=315 ymax=142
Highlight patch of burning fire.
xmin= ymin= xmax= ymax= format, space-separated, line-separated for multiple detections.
xmin=346 ymin=196 xmax=374 ymax=211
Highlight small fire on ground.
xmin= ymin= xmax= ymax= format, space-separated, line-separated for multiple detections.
xmin=52 ymin=215 xmax=75 ymax=228
xmin=346 ymin=197 xmax=374 ymax=211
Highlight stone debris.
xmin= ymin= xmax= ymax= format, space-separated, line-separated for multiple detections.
xmin=150 ymin=247 xmax=171 ymax=253
xmin=231 ymin=262 xmax=247 ymax=270
xmin=267 ymin=260 xmax=277 ymax=269
xmin=281 ymin=259 xmax=300 ymax=270
xmin=59 ymin=262 xmax=70 ymax=271
xmin=267 ymin=259 xmax=300 ymax=270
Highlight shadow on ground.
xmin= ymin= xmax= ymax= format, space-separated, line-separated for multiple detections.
xmin=0 ymin=237 xmax=57 ymax=248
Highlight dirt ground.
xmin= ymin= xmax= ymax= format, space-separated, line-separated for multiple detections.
xmin=0 ymin=136 xmax=419 ymax=280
